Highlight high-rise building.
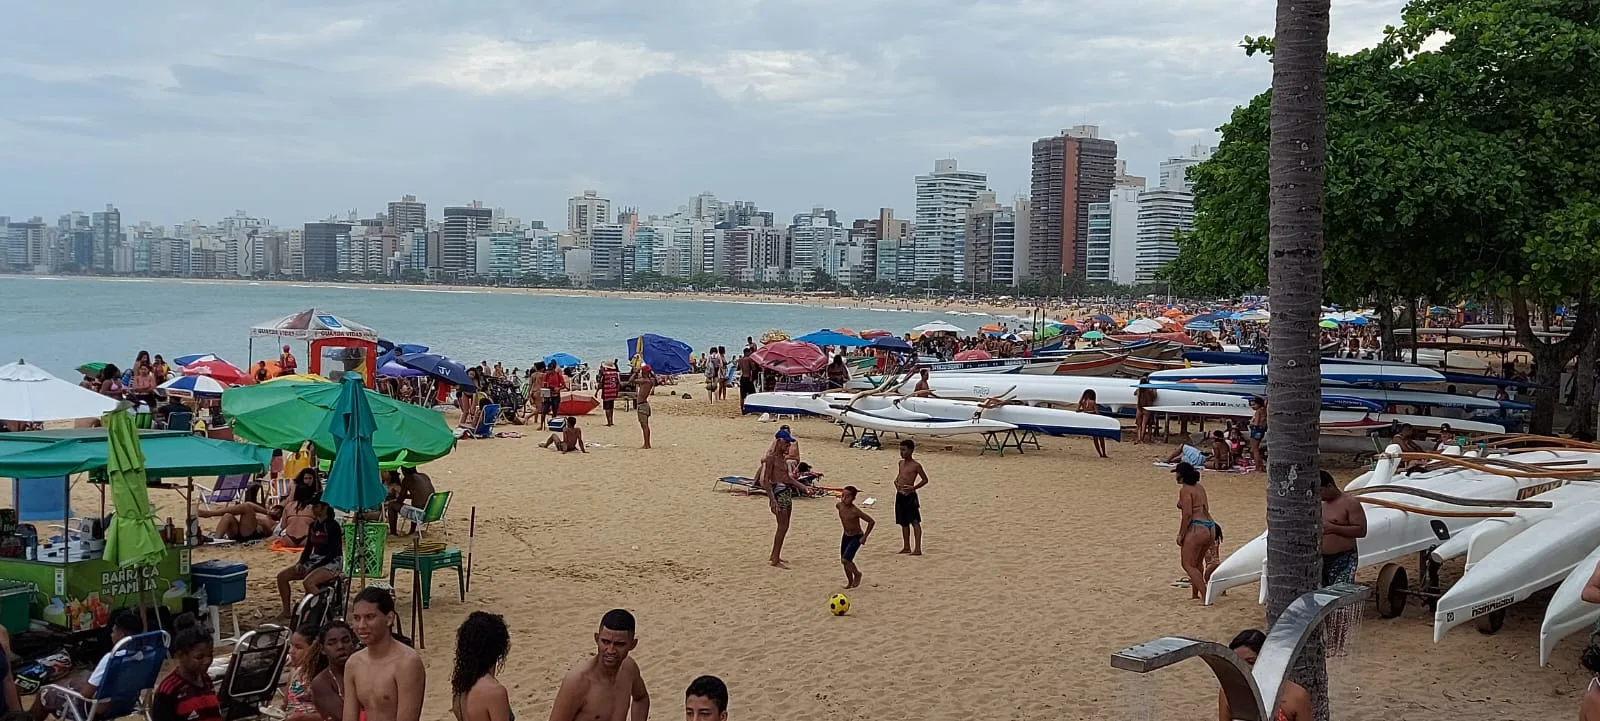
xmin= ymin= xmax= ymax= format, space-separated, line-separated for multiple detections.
xmin=474 ymin=232 xmax=524 ymax=278
xmin=849 ymin=208 xmax=911 ymax=285
xmin=913 ymin=159 xmax=989 ymax=284
xmin=302 ymin=222 xmax=351 ymax=279
xmin=1029 ymin=125 xmax=1117 ymax=278
xmin=4 ymin=218 xmax=46 ymax=270
xmin=1086 ymin=186 xmax=1142 ymax=285
xmin=91 ymin=204 xmax=122 ymax=272
xmin=567 ymin=190 xmax=611 ymax=239
xmin=1159 ymin=144 xmax=1217 ymax=193
xmin=964 ymin=193 xmax=1029 ymax=288
xmin=788 ymin=207 xmax=843 ymax=283
xmin=588 ymin=224 xmax=630 ymax=283
xmin=719 ymin=201 xmax=772 ymax=230
xmin=441 ymin=202 xmax=493 ymax=276
xmin=1135 ymin=187 xmax=1196 ymax=282
xmin=387 ymin=195 xmax=427 ymax=234
xmin=1114 ymin=159 xmax=1147 ymax=189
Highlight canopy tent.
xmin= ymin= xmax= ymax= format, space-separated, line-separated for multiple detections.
xmin=395 ymin=352 xmax=476 ymax=389
xmin=0 ymin=360 xmax=119 ymax=422
xmin=626 ymin=334 xmax=693 ymax=375
xmin=0 ymin=429 xmax=271 ymax=479
xmin=911 ymin=320 xmax=965 ymax=334
xmin=100 ymin=409 xmax=165 ymax=569
xmin=250 ymin=309 xmax=379 ymax=341
xmin=543 ymin=353 xmax=584 ymax=369
xmin=222 ymin=379 xmax=456 ymax=464
xmin=793 ymin=330 xmax=872 ymax=348
xmin=750 ymin=341 xmax=829 ymax=375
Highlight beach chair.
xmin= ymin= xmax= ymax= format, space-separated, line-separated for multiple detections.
xmin=401 ymin=490 xmax=452 ymax=535
xmin=14 ymin=476 xmax=72 ymax=525
xmin=196 ymin=474 xmax=252 ymax=510
xmin=212 ymin=623 xmax=291 ymax=721
xmin=292 ymin=585 xmax=339 ymax=632
xmin=40 ymin=630 xmax=169 ymax=721
xmin=472 ymin=404 xmax=501 ymax=438
xmin=164 ymin=410 xmax=193 ymax=432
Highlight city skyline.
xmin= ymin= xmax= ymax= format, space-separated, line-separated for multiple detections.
xmin=0 ymin=1 xmax=1408 ymax=224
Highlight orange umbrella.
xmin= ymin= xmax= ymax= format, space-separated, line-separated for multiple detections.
xmin=832 ymin=328 xmax=860 ymax=337
xmin=859 ymin=329 xmax=892 ymax=339
xmin=1163 ymin=308 xmax=1184 ymax=318
xmin=978 ymin=324 xmax=1004 ymax=333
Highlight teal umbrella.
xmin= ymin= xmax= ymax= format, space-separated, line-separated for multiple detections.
xmin=322 ymin=374 xmax=385 ymax=513
xmin=101 ymin=407 xmax=166 ymax=568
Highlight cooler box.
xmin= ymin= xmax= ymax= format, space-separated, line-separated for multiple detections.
xmin=0 ymin=581 xmax=36 ymax=635
xmin=191 ymin=560 xmax=249 ymax=606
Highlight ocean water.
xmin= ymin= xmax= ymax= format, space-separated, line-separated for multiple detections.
xmin=0 ymin=276 xmax=993 ymax=378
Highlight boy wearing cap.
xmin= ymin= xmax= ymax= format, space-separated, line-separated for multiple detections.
xmin=836 ymin=486 xmax=874 ymax=588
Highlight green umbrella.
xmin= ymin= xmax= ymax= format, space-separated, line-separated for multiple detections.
xmin=321 ymin=374 xmax=387 ymax=513
xmin=1082 ymin=330 xmax=1106 ymax=340
xmin=100 ymin=408 xmax=166 ymax=568
xmin=1036 ymin=325 xmax=1063 ymax=340
xmin=1319 ymin=319 xmax=1339 ymax=328
xmin=222 ymin=379 xmax=455 ymax=464
xmin=77 ymin=362 xmax=108 ymax=377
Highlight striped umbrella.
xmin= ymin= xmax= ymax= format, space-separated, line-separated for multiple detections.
xmin=157 ymin=374 xmax=229 ymax=399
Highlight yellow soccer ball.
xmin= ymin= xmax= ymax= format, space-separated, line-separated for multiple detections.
xmin=828 ymin=593 xmax=850 ymax=616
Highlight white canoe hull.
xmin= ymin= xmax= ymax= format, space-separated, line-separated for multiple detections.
xmin=1431 ymin=482 xmax=1600 ymax=568
xmin=822 ymin=406 xmax=1016 ymax=436
xmin=896 ymin=397 xmax=1123 ymax=440
xmin=1539 ymin=543 xmax=1600 ymax=666
xmin=1205 ymin=454 xmax=1576 ymax=605
xmin=1435 ymin=496 xmax=1600 ymax=642
xmin=1148 ymin=363 xmax=1446 ymax=384
xmin=1143 ymin=402 xmax=1505 ymax=434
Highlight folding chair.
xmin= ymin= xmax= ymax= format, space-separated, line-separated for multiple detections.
xmin=402 ymin=490 xmax=453 ymax=535
xmin=472 ymin=404 xmax=501 ymax=438
xmin=291 ymin=586 xmax=338 ymax=633
xmin=195 ymin=474 xmax=253 ymax=510
xmin=40 ymin=630 xmax=169 ymax=721
xmin=165 ymin=410 xmax=194 ymax=432
xmin=213 ymin=623 xmax=291 ymax=721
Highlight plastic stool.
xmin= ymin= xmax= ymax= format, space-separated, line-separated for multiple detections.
xmin=388 ymin=548 xmax=464 ymax=608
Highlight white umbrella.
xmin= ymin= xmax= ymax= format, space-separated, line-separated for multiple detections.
xmin=912 ymin=320 xmax=966 ymax=334
xmin=0 ymin=359 xmax=120 ymax=422
xmin=1123 ymin=318 xmax=1165 ymax=334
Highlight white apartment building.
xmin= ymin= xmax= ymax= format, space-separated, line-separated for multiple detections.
xmin=1135 ymin=187 xmax=1195 ymax=282
xmin=1086 ymin=186 xmax=1142 ymax=285
xmin=567 ymin=190 xmax=611 ymax=238
xmin=913 ymin=159 xmax=988 ymax=284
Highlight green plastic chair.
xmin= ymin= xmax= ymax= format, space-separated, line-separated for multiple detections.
xmin=389 ymin=491 xmax=461 ymax=608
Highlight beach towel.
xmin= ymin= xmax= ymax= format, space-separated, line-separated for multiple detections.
xmin=269 ymin=537 xmax=305 ymax=553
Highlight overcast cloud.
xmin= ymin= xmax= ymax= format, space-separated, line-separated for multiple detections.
xmin=0 ymin=0 xmax=1407 ymax=226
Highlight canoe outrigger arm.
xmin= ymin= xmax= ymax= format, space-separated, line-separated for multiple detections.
xmin=1110 ymin=583 xmax=1369 ymax=721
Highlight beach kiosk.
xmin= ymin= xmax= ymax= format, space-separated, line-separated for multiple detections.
xmin=0 ymin=428 xmax=270 ymax=633
xmin=250 ymin=309 xmax=380 ymax=389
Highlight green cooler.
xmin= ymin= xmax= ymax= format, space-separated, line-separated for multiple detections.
xmin=0 ymin=581 xmax=37 ymax=634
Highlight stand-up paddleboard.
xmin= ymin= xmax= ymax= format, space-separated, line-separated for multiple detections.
xmin=1539 ymin=544 xmax=1600 ymax=666
xmin=1435 ymin=490 xmax=1600 ymax=642
xmin=1149 ymin=363 xmax=1446 ymax=385
xmin=1143 ymin=382 xmax=1506 ymax=411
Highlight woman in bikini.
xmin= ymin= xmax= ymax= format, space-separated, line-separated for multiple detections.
xmin=451 ymin=611 xmax=514 ymax=721
xmin=1077 ymin=390 xmax=1108 ymax=458
xmin=1218 ymin=629 xmax=1310 ymax=721
xmin=1175 ymin=462 xmax=1222 ymax=600
xmin=197 ymin=470 xmax=319 ymax=543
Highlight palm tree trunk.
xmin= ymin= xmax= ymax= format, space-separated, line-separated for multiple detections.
xmin=1264 ymin=0 xmax=1332 ymax=720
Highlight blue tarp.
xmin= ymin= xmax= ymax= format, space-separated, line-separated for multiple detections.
xmin=626 ymin=334 xmax=693 ymax=376
xmin=793 ymin=330 xmax=872 ymax=348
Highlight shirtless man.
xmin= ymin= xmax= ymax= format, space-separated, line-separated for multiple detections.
xmin=386 ymin=466 xmax=436 ymax=536
xmin=756 ymin=432 xmax=797 ymax=568
xmin=541 ymin=416 xmax=587 ymax=453
xmin=1320 ymin=469 xmax=1367 ymax=653
xmin=836 ymin=486 xmax=874 ymax=588
xmin=343 ymin=587 xmax=426 ymax=721
xmin=549 ymin=609 xmax=650 ymax=721
xmin=894 ymin=439 xmax=929 ymax=556
xmin=1205 ymin=430 xmax=1234 ymax=470
xmin=912 ymin=368 xmax=931 ymax=395
xmin=634 ymin=365 xmax=656 ymax=449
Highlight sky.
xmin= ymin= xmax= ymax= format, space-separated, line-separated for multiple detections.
xmin=0 ymin=0 xmax=1408 ymax=228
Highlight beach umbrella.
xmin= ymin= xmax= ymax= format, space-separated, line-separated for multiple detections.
xmin=831 ymin=328 xmax=859 ymax=337
xmin=794 ymin=330 xmax=872 ymax=348
xmin=858 ymin=329 xmax=893 ymax=339
xmin=1235 ymin=309 xmax=1271 ymax=322
xmin=1091 ymin=313 xmax=1116 ymax=324
xmin=172 ymin=353 xmax=221 ymax=367
xmin=222 ymin=379 xmax=456 ymax=464
xmin=1082 ymin=330 xmax=1106 ymax=340
xmin=183 ymin=359 xmax=252 ymax=386
xmin=157 ymin=374 xmax=228 ymax=399
xmin=870 ymin=336 xmax=914 ymax=352
xmin=77 ymin=362 xmax=109 ymax=378
xmin=376 ymin=361 xmax=424 ymax=378
xmin=1125 ymin=318 xmax=1165 ymax=334
xmin=0 ymin=360 xmax=120 ymax=422
xmin=100 ymin=407 xmax=166 ymax=569
xmin=954 ymin=349 xmax=992 ymax=361
xmin=912 ymin=320 xmax=965 ymax=334
xmin=1184 ymin=320 xmax=1218 ymax=332
xmin=1347 ymin=316 xmax=1369 ymax=326
xmin=322 ymin=374 xmax=386 ymax=513
xmin=265 ymin=373 xmax=331 ymax=384
xmin=750 ymin=341 xmax=829 ymax=375
xmin=1319 ymin=319 xmax=1339 ymax=328
xmin=395 ymin=352 xmax=476 ymax=389
xmin=1036 ymin=325 xmax=1062 ymax=340
xmin=543 ymin=353 xmax=584 ymax=369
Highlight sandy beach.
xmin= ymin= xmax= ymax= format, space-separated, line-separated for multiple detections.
xmin=111 ymin=392 xmax=1584 ymax=720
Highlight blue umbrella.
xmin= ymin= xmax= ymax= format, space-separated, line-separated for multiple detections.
xmin=870 ymin=336 xmax=914 ymax=352
xmin=1347 ymin=316 xmax=1369 ymax=326
xmin=1091 ymin=313 xmax=1115 ymax=324
xmin=396 ymin=352 xmax=476 ymax=389
xmin=376 ymin=340 xmax=430 ymax=367
xmin=1184 ymin=320 xmax=1218 ymax=332
xmin=377 ymin=360 xmax=425 ymax=378
xmin=793 ymin=330 xmax=872 ymax=348
xmin=544 ymin=352 xmax=583 ymax=369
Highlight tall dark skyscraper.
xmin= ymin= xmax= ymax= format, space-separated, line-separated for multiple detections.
xmin=302 ymin=222 xmax=351 ymax=279
xmin=1029 ymin=126 xmax=1117 ymax=278
xmin=441 ymin=202 xmax=493 ymax=276
xmin=91 ymin=204 xmax=122 ymax=271
xmin=387 ymin=194 xmax=427 ymax=234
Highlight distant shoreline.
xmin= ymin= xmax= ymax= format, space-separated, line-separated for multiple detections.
xmin=9 ymin=274 xmax=1071 ymax=322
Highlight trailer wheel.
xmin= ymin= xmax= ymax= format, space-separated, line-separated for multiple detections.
xmin=1475 ymin=609 xmax=1506 ymax=635
xmin=1376 ymin=563 xmax=1408 ymax=618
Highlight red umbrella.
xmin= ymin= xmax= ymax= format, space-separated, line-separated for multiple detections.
xmin=859 ymin=328 xmax=892 ymax=339
xmin=750 ymin=341 xmax=829 ymax=375
xmin=831 ymin=328 xmax=860 ymax=337
xmin=182 ymin=359 xmax=252 ymax=386
xmin=953 ymin=349 xmax=992 ymax=361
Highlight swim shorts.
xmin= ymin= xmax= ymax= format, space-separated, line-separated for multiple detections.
xmin=840 ymin=533 xmax=864 ymax=561
xmin=1249 ymin=425 xmax=1266 ymax=441
xmin=542 ymin=395 xmax=560 ymax=414
xmin=773 ymin=486 xmax=794 ymax=513
xmin=1321 ymin=549 xmax=1358 ymax=587
xmin=636 ymin=402 xmax=652 ymax=419
xmin=602 ymin=399 xmax=615 ymax=410
xmin=895 ymin=491 xmax=920 ymax=526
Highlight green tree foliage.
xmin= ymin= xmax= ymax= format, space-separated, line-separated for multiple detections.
xmin=1169 ymin=0 xmax=1600 ymax=432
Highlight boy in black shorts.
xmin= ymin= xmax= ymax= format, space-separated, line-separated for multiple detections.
xmin=894 ymin=439 xmax=929 ymax=555
xmin=836 ymin=486 xmax=874 ymax=588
